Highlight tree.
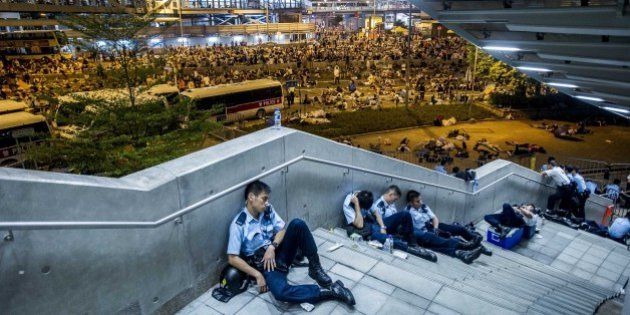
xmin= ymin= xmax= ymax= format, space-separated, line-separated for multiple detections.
xmin=58 ymin=4 xmax=171 ymax=107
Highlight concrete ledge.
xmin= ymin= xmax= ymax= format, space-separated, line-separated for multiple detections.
xmin=0 ymin=127 xmax=606 ymax=314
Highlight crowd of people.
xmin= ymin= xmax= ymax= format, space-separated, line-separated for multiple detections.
xmin=1 ymin=29 xmax=475 ymax=119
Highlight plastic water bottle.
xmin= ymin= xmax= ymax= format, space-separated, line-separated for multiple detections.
xmin=383 ymin=235 xmax=393 ymax=254
xmin=273 ymin=108 xmax=281 ymax=129
xmin=472 ymin=179 xmax=479 ymax=193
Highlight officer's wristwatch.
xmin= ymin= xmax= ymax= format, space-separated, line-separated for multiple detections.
xmin=271 ymin=242 xmax=279 ymax=249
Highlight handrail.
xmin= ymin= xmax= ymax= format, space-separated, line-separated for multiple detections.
xmin=0 ymin=154 xmax=557 ymax=230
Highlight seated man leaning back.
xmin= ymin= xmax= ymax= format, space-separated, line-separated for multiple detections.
xmin=405 ymin=190 xmax=491 ymax=264
xmin=342 ymin=185 xmax=437 ymax=262
xmin=227 ymin=180 xmax=355 ymax=306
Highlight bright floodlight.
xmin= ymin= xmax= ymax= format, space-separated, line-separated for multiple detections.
xmin=547 ymin=82 xmax=578 ymax=88
xmin=575 ymin=95 xmax=605 ymax=102
xmin=603 ymin=106 xmax=630 ymax=114
xmin=207 ymin=36 xmax=219 ymax=42
xmin=517 ymin=66 xmax=552 ymax=72
xmin=233 ymin=35 xmax=244 ymax=42
xmin=177 ymin=37 xmax=187 ymax=43
xmin=483 ymin=46 xmax=521 ymax=52
xmin=149 ymin=38 xmax=161 ymax=44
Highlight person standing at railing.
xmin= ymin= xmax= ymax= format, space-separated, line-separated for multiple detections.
xmin=541 ymin=157 xmax=572 ymax=216
xmin=226 ymin=180 xmax=355 ymax=306
xmin=567 ymin=166 xmax=587 ymax=221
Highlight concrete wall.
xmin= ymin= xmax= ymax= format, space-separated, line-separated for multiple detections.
xmin=0 ymin=127 xmax=614 ymax=314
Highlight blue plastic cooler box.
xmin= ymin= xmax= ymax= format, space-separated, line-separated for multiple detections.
xmin=487 ymin=227 xmax=524 ymax=249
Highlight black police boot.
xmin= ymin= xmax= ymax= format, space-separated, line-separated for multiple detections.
xmin=479 ymin=245 xmax=493 ymax=256
xmin=308 ymin=255 xmax=333 ymax=288
xmin=456 ymin=240 xmax=478 ymax=250
xmin=407 ymin=245 xmax=438 ymax=262
xmin=454 ymin=247 xmax=482 ymax=264
xmin=471 ymin=233 xmax=483 ymax=246
xmin=319 ymin=280 xmax=356 ymax=306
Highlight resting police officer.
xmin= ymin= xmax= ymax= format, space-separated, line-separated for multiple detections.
xmin=405 ymin=190 xmax=487 ymax=264
xmin=227 ymin=180 xmax=355 ymax=306
xmin=342 ymin=186 xmax=437 ymax=261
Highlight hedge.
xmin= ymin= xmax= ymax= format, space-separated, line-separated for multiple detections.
xmin=289 ymin=104 xmax=497 ymax=138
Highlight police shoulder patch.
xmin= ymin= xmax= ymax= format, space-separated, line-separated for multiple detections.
xmin=235 ymin=212 xmax=247 ymax=226
xmin=377 ymin=201 xmax=386 ymax=208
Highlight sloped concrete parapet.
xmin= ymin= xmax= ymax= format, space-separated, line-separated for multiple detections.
xmin=0 ymin=127 xmax=616 ymax=314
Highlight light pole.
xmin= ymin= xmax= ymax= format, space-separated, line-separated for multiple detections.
xmin=178 ymin=0 xmax=185 ymax=38
xmin=371 ymin=0 xmax=376 ymax=35
xmin=266 ymin=0 xmax=270 ymax=42
xmin=469 ymin=46 xmax=479 ymax=119
xmin=405 ymin=1 xmax=411 ymax=108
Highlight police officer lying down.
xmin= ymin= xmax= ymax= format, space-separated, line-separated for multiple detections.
xmin=227 ymin=180 xmax=355 ymax=306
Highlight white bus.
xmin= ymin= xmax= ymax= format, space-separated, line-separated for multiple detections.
xmin=180 ymin=79 xmax=283 ymax=122
xmin=0 ymin=111 xmax=50 ymax=167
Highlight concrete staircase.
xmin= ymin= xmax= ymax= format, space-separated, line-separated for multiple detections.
xmin=177 ymin=221 xmax=627 ymax=315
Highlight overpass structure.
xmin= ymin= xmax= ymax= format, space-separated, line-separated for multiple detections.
xmin=0 ymin=0 xmax=310 ymax=51
xmin=0 ymin=127 xmax=627 ymax=314
xmin=416 ymin=0 xmax=630 ymax=118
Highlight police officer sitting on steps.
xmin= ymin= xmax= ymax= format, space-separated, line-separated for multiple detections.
xmin=405 ymin=190 xmax=490 ymax=264
xmin=227 ymin=180 xmax=355 ymax=306
xmin=342 ymin=186 xmax=437 ymax=262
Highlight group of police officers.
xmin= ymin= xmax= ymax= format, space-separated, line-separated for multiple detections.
xmin=541 ymin=156 xmax=589 ymax=223
xmin=224 ymin=180 xmax=498 ymax=308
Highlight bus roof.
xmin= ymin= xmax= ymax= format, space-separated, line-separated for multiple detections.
xmin=0 ymin=100 xmax=29 ymax=114
xmin=0 ymin=111 xmax=47 ymax=130
xmin=181 ymin=79 xmax=281 ymax=100
xmin=143 ymin=84 xmax=179 ymax=96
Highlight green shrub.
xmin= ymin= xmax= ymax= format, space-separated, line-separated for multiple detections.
xmin=25 ymin=97 xmax=221 ymax=177
xmin=290 ymin=104 xmax=496 ymax=138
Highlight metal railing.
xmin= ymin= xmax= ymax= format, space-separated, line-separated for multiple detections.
xmin=309 ymin=4 xmax=414 ymax=11
xmin=0 ymin=0 xmax=140 ymax=6
xmin=0 ymin=154 xmax=554 ymax=230
xmin=423 ymin=0 xmax=619 ymax=11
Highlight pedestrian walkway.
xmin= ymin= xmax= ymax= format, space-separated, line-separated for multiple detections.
xmin=177 ymin=221 xmax=627 ymax=315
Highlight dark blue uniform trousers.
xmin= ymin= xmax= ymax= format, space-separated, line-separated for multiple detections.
xmin=413 ymin=228 xmax=459 ymax=256
xmin=430 ymin=222 xmax=477 ymax=241
xmin=264 ymin=219 xmax=321 ymax=304
xmin=484 ymin=203 xmax=525 ymax=229
xmin=370 ymin=211 xmax=415 ymax=250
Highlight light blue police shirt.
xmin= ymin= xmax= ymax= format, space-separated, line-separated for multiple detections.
xmin=605 ymin=184 xmax=621 ymax=201
xmin=342 ymin=191 xmax=375 ymax=225
xmin=227 ymin=205 xmax=285 ymax=257
xmin=608 ymin=217 xmax=630 ymax=239
xmin=371 ymin=196 xmax=398 ymax=219
xmin=570 ymin=173 xmax=586 ymax=193
xmin=406 ymin=204 xmax=436 ymax=231
xmin=435 ymin=165 xmax=447 ymax=174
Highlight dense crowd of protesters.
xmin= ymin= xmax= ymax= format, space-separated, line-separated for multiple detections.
xmin=1 ymin=29 xmax=475 ymax=112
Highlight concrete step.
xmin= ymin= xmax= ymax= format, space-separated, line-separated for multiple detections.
xmin=178 ymin=223 xmax=622 ymax=315
xmin=317 ymin=230 xmax=547 ymax=313
xmin=316 ymin=226 xmax=616 ymax=315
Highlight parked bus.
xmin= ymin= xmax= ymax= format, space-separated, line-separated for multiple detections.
xmin=180 ymin=79 xmax=283 ymax=122
xmin=0 ymin=111 xmax=50 ymax=167
xmin=0 ymin=100 xmax=29 ymax=114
